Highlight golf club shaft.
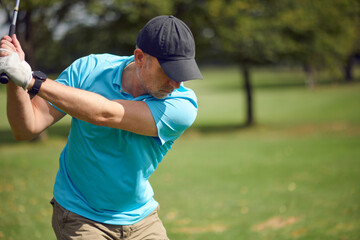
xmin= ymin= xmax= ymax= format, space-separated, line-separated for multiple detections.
xmin=0 ymin=0 xmax=21 ymax=84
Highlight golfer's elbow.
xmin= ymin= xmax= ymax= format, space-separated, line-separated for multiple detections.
xmin=11 ymin=128 xmax=40 ymax=141
xmin=13 ymin=133 xmax=32 ymax=141
xmin=89 ymin=113 xmax=119 ymax=127
xmin=89 ymin=104 xmax=124 ymax=127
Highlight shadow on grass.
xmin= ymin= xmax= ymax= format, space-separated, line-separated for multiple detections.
xmin=0 ymin=129 xmax=16 ymax=145
xmin=0 ymin=125 xmax=70 ymax=146
xmin=47 ymin=125 xmax=70 ymax=139
xmin=215 ymin=78 xmax=360 ymax=92
xmin=189 ymin=123 xmax=250 ymax=134
xmin=0 ymin=123 xmax=252 ymax=145
xmin=217 ymin=82 xmax=306 ymax=92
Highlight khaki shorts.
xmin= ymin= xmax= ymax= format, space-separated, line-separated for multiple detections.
xmin=51 ymin=198 xmax=169 ymax=240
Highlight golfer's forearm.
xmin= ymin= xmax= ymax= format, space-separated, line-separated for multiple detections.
xmin=6 ymin=82 xmax=38 ymax=140
xmin=37 ymin=79 xmax=125 ymax=126
xmin=36 ymin=79 xmax=157 ymax=136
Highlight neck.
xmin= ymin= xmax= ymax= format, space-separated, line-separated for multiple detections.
xmin=121 ymin=62 xmax=144 ymax=98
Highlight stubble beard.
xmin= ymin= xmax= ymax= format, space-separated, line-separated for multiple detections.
xmin=136 ymin=68 xmax=169 ymax=99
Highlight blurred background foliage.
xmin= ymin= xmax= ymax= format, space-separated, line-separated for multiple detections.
xmin=0 ymin=0 xmax=359 ymax=125
xmin=1 ymin=0 xmax=358 ymax=77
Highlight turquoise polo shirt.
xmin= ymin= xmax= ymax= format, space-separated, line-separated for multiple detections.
xmin=51 ymin=54 xmax=198 ymax=225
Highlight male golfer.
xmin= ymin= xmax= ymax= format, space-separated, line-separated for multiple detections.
xmin=0 ymin=15 xmax=202 ymax=239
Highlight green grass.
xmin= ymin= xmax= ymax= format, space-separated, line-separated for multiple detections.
xmin=0 ymin=66 xmax=359 ymax=239
xmin=154 ymin=131 xmax=360 ymax=240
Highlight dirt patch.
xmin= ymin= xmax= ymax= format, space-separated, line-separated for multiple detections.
xmin=252 ymin=216 xmax=301 ymax=231
xmin=279 ymin=123 xmax=360 ymax=137
xmin=172 ymin=224 xmax=228 ymax=234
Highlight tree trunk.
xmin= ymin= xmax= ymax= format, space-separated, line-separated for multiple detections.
xmin=344 ymin=55 xmax=354 ymax=82
xmin=304 ymin=64 xmax=316 ymax=89
xmin=241 ymin=65 xmax=254 ymax=126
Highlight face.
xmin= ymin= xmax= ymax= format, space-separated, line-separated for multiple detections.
xmin=135 ymin=51 xmax=181 ymax=99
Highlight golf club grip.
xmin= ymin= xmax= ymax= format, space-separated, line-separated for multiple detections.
xmin=0 ymin=24 xmax=17 ymax=84
xmin=9 ymin=24 xmax=16 ymax=36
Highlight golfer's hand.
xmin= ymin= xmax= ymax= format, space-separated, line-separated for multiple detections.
xmin=0 ymin=35 xmax=25 ymax=61
xmin=0 ymin=49 xmax=32 ymax=90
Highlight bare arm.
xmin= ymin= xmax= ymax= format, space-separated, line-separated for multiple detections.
xmin=7 ymin=71 xmax=156 ymax=140
xmin=6 ymin=81 xmax=65 ymax=140
xmin=1 ymin=35 xmax=65 ymax=140
xmin=34 ymin=79 xmax=157 ymax=137
xmin=2 ymin=34 xmax=157 ymax=137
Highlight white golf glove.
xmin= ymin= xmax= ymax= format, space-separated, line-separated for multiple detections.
xmin=0 ymin=48 xmax=32 ymax=90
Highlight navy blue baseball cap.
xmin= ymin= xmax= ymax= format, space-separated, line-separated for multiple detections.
xmin=136 ymin=15 xmax=203 ymax=82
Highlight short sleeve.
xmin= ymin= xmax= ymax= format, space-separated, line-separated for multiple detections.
xmin=146 ymin=95 xmax=197 ymax=145
xmin=49 ymin=56 xmax=96 ymax=114
xmin=55 ymin=55 xmax=96 ymax=88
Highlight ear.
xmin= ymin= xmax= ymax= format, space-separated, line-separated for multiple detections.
xmin=134 ymin=48 xmax=146 ymax=68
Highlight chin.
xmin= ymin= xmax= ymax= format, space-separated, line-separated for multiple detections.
xmin=150 ymin=90 xmax=172 ymax=99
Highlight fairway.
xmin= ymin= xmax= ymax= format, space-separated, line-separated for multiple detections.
xmin=0 ymin=67 xmax=360 ymax=239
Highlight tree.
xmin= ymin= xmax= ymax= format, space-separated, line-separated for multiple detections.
xmin=274 ymin=0 xmax=359 ymax=86
xmin=1 ymin=0 xmax=358 ymax=129
xmin=0 ymin=0 xmax=81 ymax=69
xmin=184 ymin=0 xmax=360 ymax=126
xmin=343 ymin=1 xmax=360 ymax=82
xmin=0 ymin=0 xmax=178 ymax=71
xmin=201 ymin=0 xmax=285 ymax=126
xmin=57 ymin=0 xmax=174 ymax=69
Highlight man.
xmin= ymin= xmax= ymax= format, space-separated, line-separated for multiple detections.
xmin=0 ymin=15 xmax=202 ymax=239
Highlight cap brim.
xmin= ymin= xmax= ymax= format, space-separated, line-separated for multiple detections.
xmin=158 ymin=58 xmax=203 ymax=82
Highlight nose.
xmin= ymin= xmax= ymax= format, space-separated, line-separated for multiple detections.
xmin=169 ymin=79 xmax=181 ymax=89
